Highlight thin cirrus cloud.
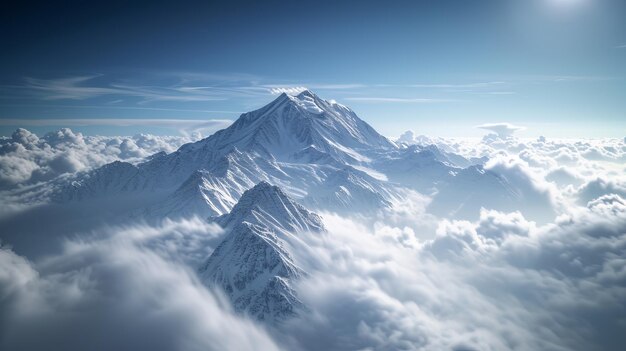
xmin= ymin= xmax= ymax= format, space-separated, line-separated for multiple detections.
xmin=478 ymin=91 xmax=517 ymax=95
xmin=407 ymin=81 xmax=506 ymax=88
xmin=2 ymin=103 xmax=241 ymax=114
xmin=18 ymin=76 xmax=364 ymax=102
xmin=10 ymin=74 xmax=522 ymax=103
xmin=21 ymin=76 xmax=235 ymax=102
xmin=344 ymin=97 xmax=454 ymax=103
xmin=0 ymin=118 xmax=233 ymax=135
xmin=15 ymin=76 xmax=366 ymax=103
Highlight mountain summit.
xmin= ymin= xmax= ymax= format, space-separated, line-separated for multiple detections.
xmin=61 ymin=89 xmax=551 ymax=227
xmin=182 ymin=89 xmax=396 ymax=164
xmin=62 ymin=89 xmax=400 ymax=218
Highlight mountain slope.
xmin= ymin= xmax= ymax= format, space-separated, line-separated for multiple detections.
xmin=135 ymin=89 xmax=396 ymax=191
xmin=214 ymin=181 xmax=325 ymax=234
xmin=427 ymin=165 xmax=556 ymax=222
xmin=190 ymin=90 xmax=396 ymax=163
xmin=303 ymin=166 xmax=393 ymax=214
xmin=199 ymin=182 xmax=325 ymax=322
xmin=55 ymin=90 xmax=551 ymax=225
xmin=374 ymin=145 xmax=459 ymax=193
xmin=60 ymin=90 xmax=399 ymax=219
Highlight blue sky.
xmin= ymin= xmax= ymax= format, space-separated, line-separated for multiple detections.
xmin=1 ymin=0 xmax=625 ymax=138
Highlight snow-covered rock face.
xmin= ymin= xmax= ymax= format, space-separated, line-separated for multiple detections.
xmin=428 ymin=165 xmax=556 ymax=222
xmin=190 ymin=89 xmax=395 ymax=164
xmin=214 ymin=181 xmax=325 ymax=234
xmin=199 ymin=182 xmax=324 ymax=322
xmin=303 ymin=166 xmax=393 ymax=214
xmin=60 ymin=89 xmax=554 ymax=224
xmin=61 ymin=90 xmax=402 ymax=219
xmin=33 ymin=89 xmax=566 ymax=331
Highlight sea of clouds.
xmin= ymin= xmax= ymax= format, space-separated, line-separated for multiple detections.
xmin=0 ymin=128 xmax=200 ymax=189
xmin=0 ymin=128 xmax=201 ymax=217
xmin=1 ymin=127 xmax=625 ymax=350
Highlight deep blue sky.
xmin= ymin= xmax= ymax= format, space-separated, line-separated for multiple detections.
xmin=1 ymin=0 xmax=625 ymax=138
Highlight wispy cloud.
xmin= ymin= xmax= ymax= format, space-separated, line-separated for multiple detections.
xmin=1 ymin=103 xmax=241 ymax=114
xmin=0 ymin=118 xmax=233 ymax=135
xmin=476 ymin=122 xmax=526 ymax=138
xmin=615 ymin=44 xmax=626 ymax=49
xmin=344 ymin=97 xmax=454 ymax=103
xmin=24 ymin=76 xmax=121 ymax=100
xmin=4 ymin=73 xmax=608 ymax=110
xmin=479 ymin=91 xmax=516 ymax=95
xmin=21 ymin=75 xmax=239 ymax=102
xmin=408 ymin=81 xmax=506 ymax=89
xmin=506 ymin=74 xmax=614 ymax=83
xmin=306 ymin=83 xmax=367 ymax=90
xmin=267 ymin=86 xmax=308 ymax=95
xmin=16 ymin=75 xmax=366 ymax=103
xmin=11 ymin=74 xmax=520 ymax=103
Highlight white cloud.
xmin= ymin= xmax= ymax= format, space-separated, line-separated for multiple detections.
xmin=1 ymin=127 xmax=626 ymax=350
xmin=408 ymin=81 xmax=506 ymax=89
xmin=0 ymin=219 xmax=280 ymax=351
xmin=344 ymin=97 xmax=452 ymax=103
xmin=0 ymin=118 xmax=233 ymax=137
xmin=268 ymin=87 xmax=308 ymax=95
xmin=546 ymin=166 xmax=584 ymax=187
xmin=21 ymin=76 xmax=232 ymax=102
xmin=280 ymin=194 xmax=626 ymax=350
xmin=477 ymin=123 xmax=526 ymax=139
xmin=577 ymin=178 xmax=626 ymax=205
xmin=0 ymin=128 xmax=200 ymax=190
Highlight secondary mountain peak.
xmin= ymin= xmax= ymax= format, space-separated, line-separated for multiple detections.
xmin=214 ymin=181 xmax=325 ymax=234
xmin=200 ymin=182 xmax=324 ymax=322
xmin=296 ymin=88 xmax=315 ymax=98
xmin=198 ymin=221 xmax=306 ymax=322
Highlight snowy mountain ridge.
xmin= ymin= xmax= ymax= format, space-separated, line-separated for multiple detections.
xmin=62 ymin=90 xmax=402 ymax=218
xmin=213 ymin=181 xmax=325 ymax=234
xmin=60 ymin=89 xmax=554 ymax=224
xmin=198 ymin=181 xmax=324 ymax=322
xmin=43 ymin=89 xmax=562 ymax=326
xmin=172 ymin=89 xmax=396 ymax=168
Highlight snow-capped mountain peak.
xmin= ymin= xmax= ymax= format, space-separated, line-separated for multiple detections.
xmin=214 ymin=181 xmax=325 ymax=235
xmin=60 ymin=90 xmax=399 ymax=210
xmin=200 ymin=182 xmax=324 ymax=322
xmin=295 ymin=88 xmax=315 ymax=98
xmin=185 ymin=89 xmax=396 ymax=164
xmin=198 ymin=221 xmax=306 ymax=322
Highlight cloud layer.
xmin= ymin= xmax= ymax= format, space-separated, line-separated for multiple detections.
xmin=477 ymin=123 xmax=526 ymax=139
xmin=0 ymin=128 xmax=199 ymax=190
xmin=0 ymin=218 xmax=280 ymax=351
xmin=1 ymin=129 xmax=626 ymax=350
xmin=279 ymin=193 xmax=626 ymax=350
